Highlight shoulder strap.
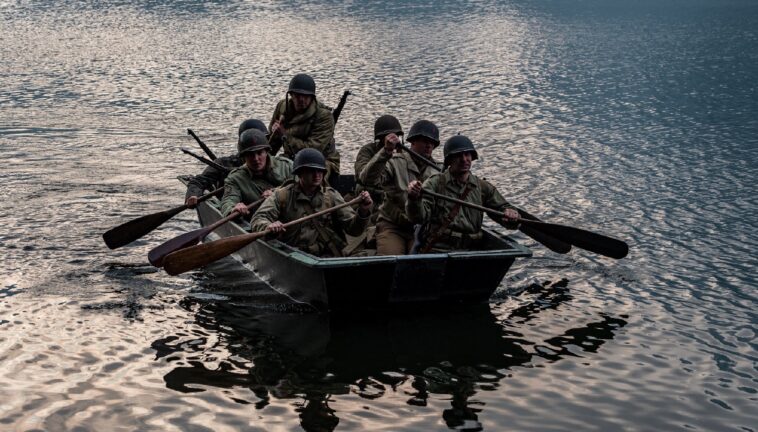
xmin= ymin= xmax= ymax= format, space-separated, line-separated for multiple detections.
xmin=302 ymin=191 xmax=343 ymax=257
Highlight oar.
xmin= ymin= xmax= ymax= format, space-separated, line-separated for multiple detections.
xmin=397 ymin=142 xmax=571 ymax=254
xmin=102 ymin=187 xmax=223 ymax=249
xmin=187 ymin=128 xmax=217 ymax=160
xmin=163 ymin=196 xmax=364 ymax=275
xmin=148 ymin=197 xmax=266 ymax=267
xmin=422 ymin=190 xmax=628 ymax=259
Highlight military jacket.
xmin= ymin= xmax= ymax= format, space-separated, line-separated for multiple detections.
xmin=406 ymin=170 xmax=518 ymax=235
xmin=220 ymin=155 xmax=293 ymax=216
xmin=250 ymin=182 xmax=369 ymax=257
xmin=268 ymin=98 xmax=340 ymax=174
xmin=185 ymin=154 xmax=242 ymax=199
xmin=353 ymin=141 xmax=385 ymax=205
xmin=360 ymin=149 xmax=440 ymax=229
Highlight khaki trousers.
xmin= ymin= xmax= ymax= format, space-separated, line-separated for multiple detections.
xmin=375 ymin=220 xmax=414 ymax=256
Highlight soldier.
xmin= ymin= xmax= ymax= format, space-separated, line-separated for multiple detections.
xmin=251 ymin=149 xmax=373 ymax=257
xmin=269 ymin=73 xmax=340 ymax=185
xmin=220 ymin=128 xmax=294 ymax=218
xmin=406 ymin=135 xmax=519 ymax=252
xmin=359 ymin=120 xmax=442 ymax=255
xmin=185 ymin=119 xmax=268 ymax=208
xmin=353 ymin=114 xmax=404 ymax=205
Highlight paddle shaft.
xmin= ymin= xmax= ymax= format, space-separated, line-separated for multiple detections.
xmin=181 ymin=148 xmax=230 ymax=173
xmin=422 ymin=189 xmax=628 ymax=259
xmin=187 ymin=128 xmax=218 ymax=160
xmin=163 ymin=196 xmax=364 ymax=275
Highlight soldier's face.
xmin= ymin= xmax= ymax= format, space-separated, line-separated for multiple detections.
xmin=290 ymin=93 xmax=313 ymax=113
xmin=448 ymin=152 xmax=473 ymax=176
xmin=244 ymin=149 xmax=268 ymax=174
xmin=298 ymin=168 xmax=324 ymax=192
xmin=409 ymin=137 xmax=436 ymax=158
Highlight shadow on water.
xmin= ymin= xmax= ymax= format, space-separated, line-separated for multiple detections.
xmin=152 ymin=280 xmax=627 ymax=432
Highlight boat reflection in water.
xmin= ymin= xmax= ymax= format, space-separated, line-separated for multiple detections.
xmin=153 ymin=280 xmax=626 ymax=431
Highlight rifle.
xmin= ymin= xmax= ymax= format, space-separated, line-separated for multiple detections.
xmin=180 ymin=148 xmax=231 ymax=174
xmin=186 ymin=129 xmax=218 ymax=160
xmin=332 ymin=90 xmax=351 ymax=123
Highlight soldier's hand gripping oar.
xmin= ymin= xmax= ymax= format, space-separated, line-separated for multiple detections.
xmin=102 ymin=187 xmax=224 ymax=249
xmin=423 ymin=189 xmax=628 ymax=259
xmin=148 ymin=197 xmax=266 ymax=267
xmin=397 ymin=142 xmax=572 ymax=254
xmin=187 ymin=128 xmax=218 ymax=160
xmin=162 ymin=196 xmax=364 ymax=275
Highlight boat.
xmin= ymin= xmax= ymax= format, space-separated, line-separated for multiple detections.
xmin=181 ymin=175 xmax=532 ymax=311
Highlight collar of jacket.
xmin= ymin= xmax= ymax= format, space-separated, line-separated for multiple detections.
xmin=442 ymin=168 xmax=479 ymax=190
xmin=285 ymin=97 xmax=319 ymax=125
xmin=398 ymin=150 xmax=438 ymax=175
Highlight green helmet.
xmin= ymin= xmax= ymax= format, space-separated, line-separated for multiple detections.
xmin=292 ymin=148 xmax=326 ymax=174
xmin=443 ymin=135 xmax=479 ymax=162
xmin=237 ymin=118 xmax=267 ymax=137
xmin=288 ymin=73 xmax=316 ymax=96
xmin=407 ymin=120 xmax=440 ymax=147
xmin=237 ymin=129 xmax=270 ymax=157
xmin=373 ymin=115 xmax=403 ymax=139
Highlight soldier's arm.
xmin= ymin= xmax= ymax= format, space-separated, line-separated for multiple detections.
xmin=481 ymin=180 xmax=519 ymax=229
xmin=249 ymin=193 xmax=282 ymax=233
xmin=283 ymin=107 xmax=335 ymax=154
xmin=358 ymin=147 xmax=393 ymax=187
xmin=268 ymin=100 xmax=286 ymax=155
xmin=406 ymin=177 xmax=436 ymax=224
xmin=331 ymin=191 xmax=370 ymax=237
xmin=220 ymin=176 xmax=243 ymax=217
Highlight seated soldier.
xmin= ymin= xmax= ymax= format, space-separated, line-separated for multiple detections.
xmin=185 ymin=119 xmax=267 ymax=207
xmin=268 ymin=73 xmax=340 ymax=185
xmin=359 ymin=120 xmax=442 ymax=255
xmin=406 ymin=135 xmax=519 ymax=253
xmin=250 ymin=148 xmax=373 ymax=257
xmin=220 ymin=129 xmax=293 ymax=218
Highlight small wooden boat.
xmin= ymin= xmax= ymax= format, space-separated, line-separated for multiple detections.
xmin=184 ymin=175 xmax=531 ymax=311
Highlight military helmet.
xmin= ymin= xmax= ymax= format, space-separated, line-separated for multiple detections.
xmin=443 ymin=135 xmax=479 ymax=161
xmin=373 ymin=115 xmax=403 ymax=139
xmin=288 ymin=73 xmax=316 ymax=96
xmin=407 ymin=120 xmax=440 ymax=147
xmin=237 ymin=129 xmax=270 ymax=157
xmin=292 ymin=148 xmax=326 ymax=174
xmin=237 ymin=118 xmax=267 ymax=137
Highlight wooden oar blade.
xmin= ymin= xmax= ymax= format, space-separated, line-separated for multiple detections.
xmin=103 ymin=206 xmax=185 ymax=249
xmin=162 ymin=231 xmax=266 ymax=275
xmin=148 ymin=227 xmax=210 ymax=267
xmin=527 ymin=221 xmax=629 ymax=259
xmin=518 ymin=224 xmax=572 ymax=254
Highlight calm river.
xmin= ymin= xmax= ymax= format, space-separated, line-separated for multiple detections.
xmin=1 ymin=1 xmax=756 ymax=431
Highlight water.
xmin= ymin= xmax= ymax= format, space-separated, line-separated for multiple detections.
xmin=1 ymin=1 xmax=756 ymax=430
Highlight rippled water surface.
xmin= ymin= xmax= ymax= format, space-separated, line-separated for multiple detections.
xmin=1 ymin=1 xmax=757 ymax=431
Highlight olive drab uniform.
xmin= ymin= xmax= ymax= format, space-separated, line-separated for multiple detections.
xmin=220 ymin=155 xmax=293 ymax=216
xmin=406 ymin=170 xmax=519 ymax=252
xmin=268 ymin=98 xmax=340 ymax=177
xmin=185 ymin=155 xmax=242 ymax=200
xmin=360 ymin=149 xmax=441 ymax=254
xmin=353 ymin=141 xmax=385 ymax=206
xmin=250 ymin=182 xmax=370 ymax=257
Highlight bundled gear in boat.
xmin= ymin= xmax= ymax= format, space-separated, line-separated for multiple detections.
xmin=406 ymin=120 xmax=440 ymax=147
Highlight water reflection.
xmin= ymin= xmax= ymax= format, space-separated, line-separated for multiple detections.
xmin=154 ymin=281 xmax=626 ymax=431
